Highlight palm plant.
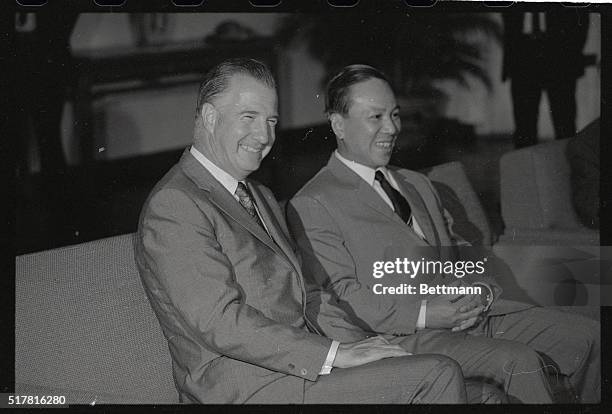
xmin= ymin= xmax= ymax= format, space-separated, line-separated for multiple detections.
xmin=279 ymin=12 xmax=501 ymax=95
xmin=278 ymin=12 xmax=502 ymax=165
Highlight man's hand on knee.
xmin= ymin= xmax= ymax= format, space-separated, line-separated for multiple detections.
xmin=448 ymin=280 xmax=489 ymax=311
xmin=333 ymin=336 xmax=412 ymax=369
xmin=451 ymin=314 xmax=484 ymax=332
xmin=426 ymin=295 xmax=485 ymax=330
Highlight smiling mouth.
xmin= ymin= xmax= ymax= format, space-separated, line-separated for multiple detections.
xmin=239 ymin=143 xmax=264 ymax=153
xmin=375 ymin=141 xmax=394 ymax=149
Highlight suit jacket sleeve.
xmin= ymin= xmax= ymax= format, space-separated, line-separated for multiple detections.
xmin=288 ymin=195 xmax=422 ymax=336
xmin=139 ymin=188 xmax=331 ymax=381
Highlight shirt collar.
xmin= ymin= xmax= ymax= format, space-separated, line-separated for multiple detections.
xmin=190 ymin=146 xmax=241 ymax=195
xmin=334 ymin=150 xmax=390 ymax=186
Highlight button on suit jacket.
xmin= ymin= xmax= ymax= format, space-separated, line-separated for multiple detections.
xmin=135 ymin=150 xmax=331 ymax=403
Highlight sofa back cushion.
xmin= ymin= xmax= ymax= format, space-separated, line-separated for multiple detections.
xmin=500 ymin=139 xmax=580 ymax=230
xmin=15 ymin=233 xmax=177 ymax=404
xmin=425 ymin=161 xmax=492 ymax=246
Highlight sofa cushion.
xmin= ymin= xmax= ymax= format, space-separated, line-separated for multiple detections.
xmin=425 ymin=161 xmax=492 ymax=246
xmin=15 ymin=233 xmax=177 ymax=403
xmin=500 ymin=139 xmax=579 ymax=230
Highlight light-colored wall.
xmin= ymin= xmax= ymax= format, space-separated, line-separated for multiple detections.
xmin=64 ymin=13 xmax=287 ymax=162
xmin=71 ymin=13 xmax=283 ymax=51
xmin=61 ymin=12 xmax=601 ymax=163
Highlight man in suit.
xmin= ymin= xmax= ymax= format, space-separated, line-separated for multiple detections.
xmin=287 ymin=64 xmax=600 ymax=403
xmin=134 ymin=58 xmax=467 ymax=404
xmin=502 ymin=12 xmax=590 ymax=148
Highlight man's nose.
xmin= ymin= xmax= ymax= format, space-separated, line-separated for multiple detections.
xmin=382 ymin=116 xmax=399 ymax=135
xmin=251 ymin=120 xmax=270 ymax=144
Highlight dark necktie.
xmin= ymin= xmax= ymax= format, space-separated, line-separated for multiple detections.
xmin=375 ymin=170 xmax=412 ymax=225
xmin=235 ymin=182 xmax=267 ymax=230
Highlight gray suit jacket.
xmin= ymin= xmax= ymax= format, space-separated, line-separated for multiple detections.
xmin=287 ymin=155 xmax=530 ymax=343
xmin=135 ymin=149 xmax=331 ymax=403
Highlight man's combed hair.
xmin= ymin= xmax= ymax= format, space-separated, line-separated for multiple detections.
xmin=325 ymin=64 xmax=390 ymax=116
xmin=195 ymin=58 xmax=276 ymax=116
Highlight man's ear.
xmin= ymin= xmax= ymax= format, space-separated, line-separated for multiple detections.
xmin=201 ymin=103 xmax=218 ymax=133
xmin=329 ymin=113 xmax=345 ymax=140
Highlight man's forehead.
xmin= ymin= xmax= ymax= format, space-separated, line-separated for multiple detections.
xmin=347 ymin=79 xmax=397 ymax=110
xmin=226 ymin=74 xmax=275 ymax=94
xmin=218 ymin=74 xmax=277 ymax=110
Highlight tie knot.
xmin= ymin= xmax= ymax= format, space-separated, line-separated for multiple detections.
xmin=374 ymin=170 xmax=387 ymax=184
xmin=235 ymin=182 xmax=250 ymax=198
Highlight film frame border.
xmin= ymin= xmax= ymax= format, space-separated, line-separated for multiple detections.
xmin=6 ymin=0 xmax=611 ymax=409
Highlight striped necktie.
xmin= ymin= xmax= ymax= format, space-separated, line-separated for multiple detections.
xmin=235 ymin=182 xmax=268 ymax=233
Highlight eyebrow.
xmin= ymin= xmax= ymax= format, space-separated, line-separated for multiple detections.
xmin=367 ymin=105 xmax=401 ymax=112
xmin=240 ymin=110 xmax=279 ymax=119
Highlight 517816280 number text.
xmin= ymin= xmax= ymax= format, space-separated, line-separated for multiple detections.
xmin=7 ymin=395 xmax=66 ymax=405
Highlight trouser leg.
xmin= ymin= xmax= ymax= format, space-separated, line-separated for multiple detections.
xmin=395 ymin=330 xmax=554 ymax=403
xmin=487 ymin=307 xmax=600 ymax=403
xmin=302 ymin=354 xmax=466 ymax=404
xmin=547 ymin=78 xmax=578 ymax=140
xmin=510 ymin=76 xmax=542 ymax=148
xmin=465 ymin=380 xmax=508 ymax=404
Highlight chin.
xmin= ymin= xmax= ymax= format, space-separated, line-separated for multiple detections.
xmin=373 ymin=156 xmax=392 ymax=168
xmin=240 ymin=163 xmax=261 ymax=176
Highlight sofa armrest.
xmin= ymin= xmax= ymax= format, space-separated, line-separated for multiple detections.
xmin=498 ymin=227 xmax=599 ymax=246
xmin=491 ymin=244 xmax=602 ymax=307
xmin=500 ymin=139 xmax=583 ymax=230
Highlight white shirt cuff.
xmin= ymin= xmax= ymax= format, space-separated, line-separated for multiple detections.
xmin=319 ymin=340 xmax=340 ymax=375
xmin=416 ymin=299 xmax=427 ymax=330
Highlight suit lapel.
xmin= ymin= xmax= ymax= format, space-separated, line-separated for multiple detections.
xmin=327 ymin=155 xmax=429 ymax=245
xmin=248 ymin=182 xmax=302 ymax=273
xmin=179 ymin=150 xmax=296 ymax=270
xmin=356 ymin=179 xmax=405 ymax=226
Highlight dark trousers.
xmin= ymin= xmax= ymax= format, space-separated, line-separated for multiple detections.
xmin=510 ymin=75 xmax=578 ymax=148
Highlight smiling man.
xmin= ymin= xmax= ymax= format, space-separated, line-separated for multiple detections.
xmin=134 ymin=59 xmax=467 ymax=404
xmin=287 ymin=64 xmax=600 ymax=403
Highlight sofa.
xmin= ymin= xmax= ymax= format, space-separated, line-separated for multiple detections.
xmin=14 ymin=161 xmax=488 ymax=404
xmin=15 ymin=161 xmax=597 ymax=404
xmin=15 ymin=233 xmax=178 ymax=404
xmin=498 ymin=138 xmax=599 ymax=246
xmin=494 ymin=137 xmax=602 ymax=308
